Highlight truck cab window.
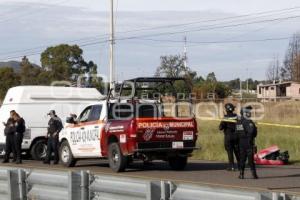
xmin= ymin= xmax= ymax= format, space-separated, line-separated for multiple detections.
xmin=109 ymin=103 xmax=133 ymax=120
xmin=79 ymin=106 xmax=92 ymax=123
xmin=88 ymin=105 xmax=102 ymax=121
xmin=137 ymin=104 xmax=158 ymax=118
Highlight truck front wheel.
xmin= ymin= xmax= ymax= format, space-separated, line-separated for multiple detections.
xmin=168 ymin=156 xmax=188 ymax=171
xmin=59 ymin=141 xmax=77 ymax=167
xmin=108 ymin=143 xmax=128 ymax=172
xmin=30 ymin=139 xmax=47 ymax=161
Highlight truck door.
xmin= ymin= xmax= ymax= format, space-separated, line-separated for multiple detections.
xmin=70 ymin=105 xmax=103 ymax=158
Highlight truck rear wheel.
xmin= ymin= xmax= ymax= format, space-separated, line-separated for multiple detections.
xmin=59 ymin=141 xmax=77 ymax=167
xmin=30 ymin=139 xmax=47 ymax=161
xmin=168 ymin=156 xmax=188 ymax=171
xmin=108 ymin=143 xmax=127 ymax=172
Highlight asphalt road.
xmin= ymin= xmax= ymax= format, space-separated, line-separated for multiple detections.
xmin=1 ymin=159 xmax=300 ymax=195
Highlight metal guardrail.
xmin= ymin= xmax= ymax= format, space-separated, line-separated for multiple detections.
xmin=0 ymin=167 xmax=299 ymax=200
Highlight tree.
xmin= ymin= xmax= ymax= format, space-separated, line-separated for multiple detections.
xmin=155 ymin=55 xmax=198 ymax=93
xmin=266 ymin=56 xmax=280 ymax=82
xmin=206 ymin=72 xmax=217 ymax=83
xmin=155 ymin=55 xmax=192 ymax=78
xmin=0 ymin=67 xmax=20 ymax=100
xmin=205 ymin=72 xmax=217 ymax=94
xmin=228 ymin=78 xmax=241 ymax=90
xmin=41 ymin=44 xmax=96 ymax=83
xmin=20 ymin=56 xmax=43 ymax=85
xmin=215 ymin=82 xmax=231 ymax=98
xmin=281 ymin=33 xmax=300 ymax=81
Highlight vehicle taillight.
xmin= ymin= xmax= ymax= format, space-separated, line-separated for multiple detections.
xmin=129 ymin=119 xmax=137 ymax=138
xmin=193 ymin=118 xmax=198 ymax=136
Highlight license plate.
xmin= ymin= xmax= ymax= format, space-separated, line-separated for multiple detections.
xmin=183 ymin=131 xmax=193 ymax=140
xmin=172 ymin=142 xmax=184 ymax=149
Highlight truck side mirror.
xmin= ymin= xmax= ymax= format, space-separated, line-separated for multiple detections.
xmin=66 ymin=117 xmax=75 ymax=124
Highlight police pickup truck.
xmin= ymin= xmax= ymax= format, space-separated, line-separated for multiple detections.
xmin=59 ymin=77 xmax=198 ymax=172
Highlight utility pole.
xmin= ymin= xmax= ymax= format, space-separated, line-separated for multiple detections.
xmin=240 ymin=79 xmax=243 ymax=100
xmin=109 ymin=0 xmax=115 ymax=93
xmin=246 ymin=68 xmax=249 ymax=93
xmin=183 ymin=36 xmax=188 ymax=69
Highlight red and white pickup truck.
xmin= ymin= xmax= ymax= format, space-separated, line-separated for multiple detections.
xmin=59 ymin=77 xmax=198 ymax=172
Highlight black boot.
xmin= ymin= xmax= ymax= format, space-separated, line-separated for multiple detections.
xmin=251 ymin=170 xmax=258 ymax=179
xmin=239 ymin=170 xmax=244 ymax=179
xmin=226 ymin=164 xmax=235 ymax=171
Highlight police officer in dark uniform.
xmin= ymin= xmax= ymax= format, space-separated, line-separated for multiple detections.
xmin=236 ymin=106 xmax=258 ymax=179
xmin=12 ymin=112 xmax=26 ymax=164
xmin=219 ymin=103 xmax=240 ymax=171
xmin=2 ymin=110 xmax=16 ymax=163
xmin=44 ymin=110 xmax=63 ymax=165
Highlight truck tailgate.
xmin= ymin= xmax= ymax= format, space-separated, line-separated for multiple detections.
xmin=135 ymin=118 xmax=198 ymax=151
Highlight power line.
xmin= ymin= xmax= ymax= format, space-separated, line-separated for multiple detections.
xmin=0 ymin=0 xmax=71 ymax=24
xmin=1 ymin=36 xmax=292 ymax=61
xmin=1 ymin=7 xmax=300 ymax=60
xmin=112 ymin=6 xmax=300 ymax=36
xmin=135 ymin=36 xmax=291 ymax=45
xmin=115 ymin=15 xmax=300 ymax=41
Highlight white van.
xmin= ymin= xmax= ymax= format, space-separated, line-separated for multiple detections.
xmin=0 ymin=86 xmax=104 ymax=160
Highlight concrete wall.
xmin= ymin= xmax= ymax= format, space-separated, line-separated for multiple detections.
xmin=288 ymin=83 xmax=300 ymax=99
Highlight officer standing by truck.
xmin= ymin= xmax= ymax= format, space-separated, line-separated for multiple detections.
xmin=12 ymin=112 xmax=26 ymax=164
xmin=2 ymin=110 xmax=16 ymax=163
xmin=44 ymin=110 xmax=63 ymax=165
xmin=219 ymin=103 xmax=240 ymax=171
xmin=236 ymin=106 xmax=258 ymax=179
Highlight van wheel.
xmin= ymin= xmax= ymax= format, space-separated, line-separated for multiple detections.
xmin=59 ymin=141 xmax=77 ymax=167
xmin=31 ymin=139 xmax=47 ymax=161
xmin=168 ymin=156 xmax=188 ymax=171
xmin=108 ymin=143 xmax=127 ymax=172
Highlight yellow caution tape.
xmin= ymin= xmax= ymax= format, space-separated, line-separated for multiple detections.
xmin=199 ymin=117 xmax=300 ymax=129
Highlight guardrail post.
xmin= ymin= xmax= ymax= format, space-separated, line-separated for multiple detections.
xmin=7 ymin=169 xmax=26 ymax=200
xmin=147 ymin=181 xmax=161 ymax=200
xmin=69 ymin=171 xmax=89 ymax=200
xmin=160 ymin=181 xmax=174 ymax=200
xmin=18 ymin=169 xmax=27 ymax=200
xmin=80 ymin=171 xmax=89 ymax=200
xmin=272 ymin=192 xmax=288 ymax=200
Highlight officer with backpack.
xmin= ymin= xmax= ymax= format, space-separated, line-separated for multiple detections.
xmin=236 ymin=106 xmax=258 ymax=179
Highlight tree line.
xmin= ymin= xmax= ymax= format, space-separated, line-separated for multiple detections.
xmin=0 ymin=44 xmax=103 ymax=100
xmin=155 ymin=55 xmax=259 ymax=99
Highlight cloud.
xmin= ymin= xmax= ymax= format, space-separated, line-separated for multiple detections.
xmin=0 ymin=2 xmax=300 ymax=81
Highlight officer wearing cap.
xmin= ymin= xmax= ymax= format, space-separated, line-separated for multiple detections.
xmin=219 ymin=103 xmax=240 ymax=171
xmin=236 ymin=106 xmax=258 ymax=179
xmin=44 ymin=110 xmax=63 ymax=165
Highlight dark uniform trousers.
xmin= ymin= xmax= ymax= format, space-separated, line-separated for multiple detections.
xmin=220 ymin=114 xmax=240 ymax=168
xmin=45 ymin=136 xmax=59 ymax=163
xmin=15 ymin=133 xmax=23 ymax=162
xmin=239 ymin=141 xmax=256 ymax=171
xmin=236 ymin=117 xmax=258 ymax=178
xmin=4 ymin=134 xmax=16 ymax=161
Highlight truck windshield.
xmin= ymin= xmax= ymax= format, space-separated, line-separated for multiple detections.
xmin=108 ymin=102 xmax=192 ymax=120
xmin=119 ymin=79 xmax=191 ymax=102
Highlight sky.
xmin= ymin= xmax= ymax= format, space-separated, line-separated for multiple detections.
xmin=1 ymin=0 xmax=300 ymax=81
